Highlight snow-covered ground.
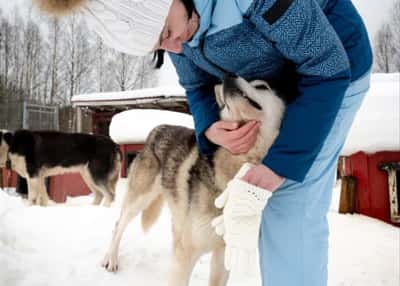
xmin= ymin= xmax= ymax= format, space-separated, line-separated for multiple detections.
xmin=0 ymin=180 xmax=398 ymax=286
xmin=1 ymin=74 xmax=399 ymax=285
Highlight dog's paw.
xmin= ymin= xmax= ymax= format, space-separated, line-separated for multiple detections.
xmin=101 ymin=253 xmax=119 ymax=272
xmin=38 ymin=196 xmax=49 ymax=207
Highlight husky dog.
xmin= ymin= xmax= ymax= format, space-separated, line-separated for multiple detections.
xmin=0 ymin=130 xmax=121 ymax=207
xmin=101 ymin=75 xmax=285 ymax=286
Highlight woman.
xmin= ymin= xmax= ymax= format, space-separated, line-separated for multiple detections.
xmin=35 ymin=0 xmax=373 ymax=285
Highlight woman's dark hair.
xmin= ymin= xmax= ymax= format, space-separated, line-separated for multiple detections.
xmin=153 ymin=0 xmax=195 ymax=69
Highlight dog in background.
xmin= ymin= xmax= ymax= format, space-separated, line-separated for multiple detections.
xmin=0 ymin=130 xmax=121 ymax=207
xmin=101 ymin=75 xmax=286 ymax=286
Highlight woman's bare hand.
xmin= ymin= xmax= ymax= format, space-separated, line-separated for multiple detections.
xmin=205 ymin=120 xmax=260 ymax=154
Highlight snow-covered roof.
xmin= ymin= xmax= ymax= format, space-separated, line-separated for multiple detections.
xmin=341 ymin=73 xmax=399 ymax=155
xmin=71 ymin=85 xmax=185 ymax=107
xmin=109 ymin=109 xmax=194 ymax=144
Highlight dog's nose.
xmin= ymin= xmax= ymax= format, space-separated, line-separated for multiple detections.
xmin=223 ymin=74 xmax=240 ymax=93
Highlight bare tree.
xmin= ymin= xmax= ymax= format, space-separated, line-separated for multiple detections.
xmin=390 ymin=0 xmax=400 ymax=71
xmin=22 ymin=18 xmax=44 ymax=102
xmin=374 ymin=0 xmax=400 ymax=73
xmin=9 ymin=11 xmax=25 ymax=91
xmin=47 ymin=17 xmax=63 ymax=104
xmin=1 ymin=4 xmax=160 ymax=110
xmin=63 ymin=15 xmax=95 ymax=103
xmin=374 ymin=24 xmax=393 ymax=72
xmin=132 ymin=55 xmax=158 ymax=89
xmin=109 ymin=51 xmax=139 ymax=91
xmin=0 ymin=13 xmax=12 ymax=88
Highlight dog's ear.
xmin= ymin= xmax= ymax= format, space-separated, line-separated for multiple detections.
xmin=3 ymin=132 xmax=13 ymax=146
xmin=214 ymin=84 xmax=224 ymax=108
xmin=250 ymin=80 xmax=271 ymax=91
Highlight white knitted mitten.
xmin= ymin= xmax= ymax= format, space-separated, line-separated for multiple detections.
xmin=212 ymin=163 xmax=272 ymax=275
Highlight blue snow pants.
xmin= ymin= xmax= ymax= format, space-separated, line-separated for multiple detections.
xmin=259 ymin=70 xmax=371 ymax=286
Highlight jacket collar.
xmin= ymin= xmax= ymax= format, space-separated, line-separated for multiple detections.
xmin=187 ymin=0 xmax=253 ymax=48
xmin=188 ymin=0 xmax=215 ymax=48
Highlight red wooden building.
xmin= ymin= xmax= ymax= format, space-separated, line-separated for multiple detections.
xmin=339 ymin=152 xmax=400 ymax=227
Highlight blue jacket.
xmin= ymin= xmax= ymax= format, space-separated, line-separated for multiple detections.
xmin=169 ymin=0 xmax=373 ymax=182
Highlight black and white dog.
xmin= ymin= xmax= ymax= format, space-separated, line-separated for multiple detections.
xmin=0 ymin=130 xmax=121 ymax=206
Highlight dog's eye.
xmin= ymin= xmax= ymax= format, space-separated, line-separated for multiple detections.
xmin=245 ymin=97 xmax=262 ymax=110
xmin=254 ymin=84 xmax=269 ymax=90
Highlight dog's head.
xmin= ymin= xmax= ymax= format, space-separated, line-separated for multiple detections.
xmin=215 ymin=75 xmax=285 ymax=129
xmin=0 ymin=131 xmax=13 ymax=168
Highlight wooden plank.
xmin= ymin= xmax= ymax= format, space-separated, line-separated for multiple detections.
xmin=339 ymin=176 xmax=357 ymax=214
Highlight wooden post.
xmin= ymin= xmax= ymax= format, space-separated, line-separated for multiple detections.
xmin=380 ymin=162 xmax=400 ymax=223
xmin=76 ymin=107 xmax=82 ymax=133
xmin=339 ymin=176 xmax=357 ymax=214
xmin=0 ymin=168 xmax=3 ymax=189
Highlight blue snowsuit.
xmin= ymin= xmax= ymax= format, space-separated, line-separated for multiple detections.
xmin=169 ymin=0 xmax=373 ymax=285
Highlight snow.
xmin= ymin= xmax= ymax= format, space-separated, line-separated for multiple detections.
xmin=0 ymin=181 xmax=398 ymax=286
xmin=341 ymin=73 xmax=400 ymax=155
xmin=71 ymin=85 xmax=185 ymax=103
xmin=109 ymin=109 xmax=194 ymax=144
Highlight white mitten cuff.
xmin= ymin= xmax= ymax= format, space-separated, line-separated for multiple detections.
xmin=227 ymin=179 xmax=272 ymax=209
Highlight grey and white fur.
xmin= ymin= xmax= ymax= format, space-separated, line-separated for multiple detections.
xmin=101 ymin=75 xmax=286 ymax=286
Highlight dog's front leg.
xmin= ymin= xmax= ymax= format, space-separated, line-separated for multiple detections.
xmin=37 ymin=177 xmax=49 ymax=206
xmin=209 ymin=246 xmax=229 ymax=286
xmin=92 ymin=192 xmax=104 ymax=206
xmin=26 ymin=177 xmax=39 ymax=205
xmin=168 ymin=242 xmax=199 ymax=286
xmin=28 ymin=177 xmax=49 ymax=206
xmin=102 ymin=204 xmax=142 ymax=272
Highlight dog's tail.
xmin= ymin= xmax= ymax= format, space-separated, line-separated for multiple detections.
xmin=125 ymin=131 xmax=164 ymax=233
xmin=141 ymin=194 xmax=164 ymax=233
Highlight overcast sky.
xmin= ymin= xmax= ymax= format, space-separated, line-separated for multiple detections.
xmin=0 ymin=0 xmax=396 ymax=40
xmin=0 ymin=0 xmax=397 ymax=86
